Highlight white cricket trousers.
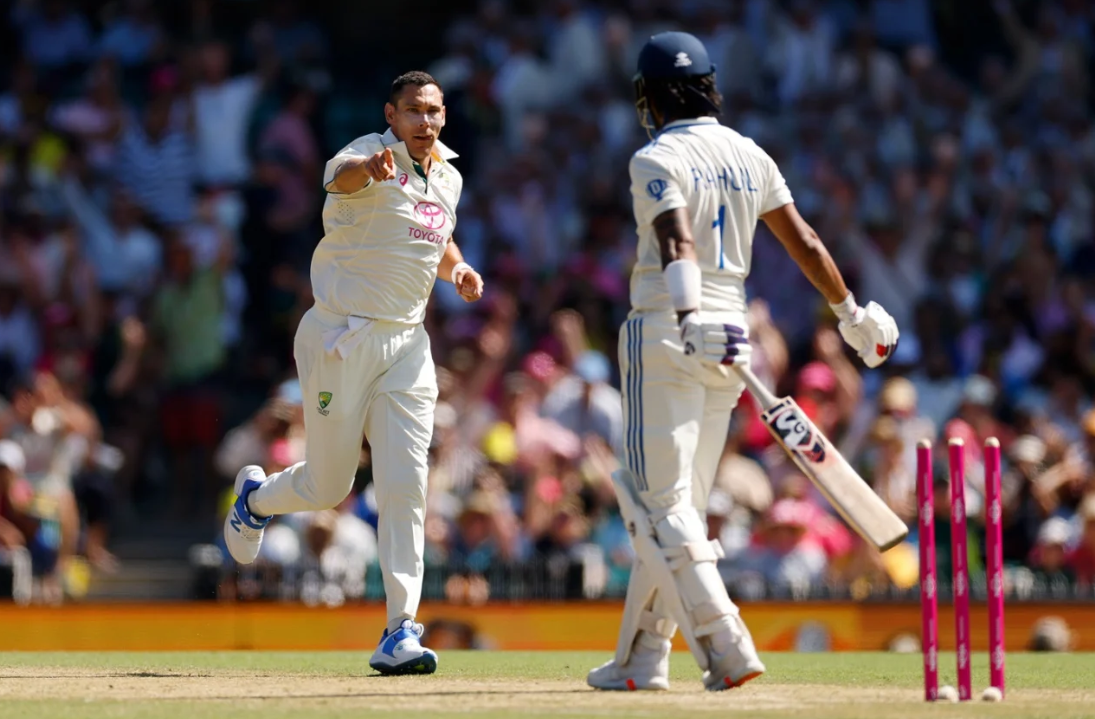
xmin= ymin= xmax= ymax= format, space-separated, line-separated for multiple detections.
xmin=250 ymin=306 xmax=437 ymax=624
xmin=619 ymin=310 xmax=746 ymax=513
xmin=618 ymin=310 xmax=749 ymax=651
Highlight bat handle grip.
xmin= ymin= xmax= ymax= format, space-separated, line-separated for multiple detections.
xmin=731 ymin=364 xmax=779 ymax=411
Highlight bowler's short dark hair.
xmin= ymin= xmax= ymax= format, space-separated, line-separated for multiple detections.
xmin=390 ymin=71 xmax=442 ymax=105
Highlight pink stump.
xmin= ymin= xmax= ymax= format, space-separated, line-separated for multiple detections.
xmin=985 ymin=437 xmax=1005 ymax=697
xmin=917 ymin=440 xmax=938 ymax=701
xmin=949 ymin=438 xmax=972 ymax=701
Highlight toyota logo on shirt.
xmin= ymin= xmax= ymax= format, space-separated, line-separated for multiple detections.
xmin=413 ymin=201 xmax=446 ymax=230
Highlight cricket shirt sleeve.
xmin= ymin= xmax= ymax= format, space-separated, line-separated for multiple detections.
xmin=629 ymin=149 xmax=686 ymax=228
xmin=760 ymin=149 xmax=794 ymax=215
xmin=322 ymin=134 xmax=384 ymax=194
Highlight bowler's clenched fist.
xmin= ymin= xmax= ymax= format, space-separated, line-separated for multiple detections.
xmin=454 ymin=265 xmax=484 ymax=302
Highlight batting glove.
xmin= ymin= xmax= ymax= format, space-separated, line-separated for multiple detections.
xmin=680 ymin=312 xmax=751 ymax=368
xmin=835 ymin=301 xmax=899 ymax=369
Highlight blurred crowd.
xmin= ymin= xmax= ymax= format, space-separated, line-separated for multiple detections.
xmin=1 ymin=0 xmax=1094 ymax=605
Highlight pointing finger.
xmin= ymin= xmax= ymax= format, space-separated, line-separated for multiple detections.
xmin=383 ymin=148 xmax=394 ymax=168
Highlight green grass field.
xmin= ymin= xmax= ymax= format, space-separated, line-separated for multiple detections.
xmin=2 ymin=651 xmax=1094 ymax=719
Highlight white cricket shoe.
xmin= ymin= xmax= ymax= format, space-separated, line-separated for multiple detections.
xmin=369 ymin=619 xmax=438 ymax=675
xmin=702 ymin=614 xmax=766 ymax=691
xmin=223 ymin=466 xmax=270 ymax=564
xmin=587 ymin=639 xmax=670 ymax=691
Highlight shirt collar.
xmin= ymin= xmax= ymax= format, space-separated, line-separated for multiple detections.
xmin=658 ymin=117 xmax=720 ymax=134
xmin=381 ymin=128 xmax=459 ymax=165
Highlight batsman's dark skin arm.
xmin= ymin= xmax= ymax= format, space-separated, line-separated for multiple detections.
xmin=761 ymin=203 xmax=850 ymax=305
xmin=653 ymin=207 xmax=698 ymax=324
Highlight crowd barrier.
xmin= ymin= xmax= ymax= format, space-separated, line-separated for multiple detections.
xmin=2 ymin=600 xmax=1093 ymax=652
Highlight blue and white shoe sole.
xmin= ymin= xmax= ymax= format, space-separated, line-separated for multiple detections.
xmin=369 ymin=652 xmax=438 ymax=676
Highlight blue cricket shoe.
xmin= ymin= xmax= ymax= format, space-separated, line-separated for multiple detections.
xmin=369 ymin=619 xmax=438 ymax=675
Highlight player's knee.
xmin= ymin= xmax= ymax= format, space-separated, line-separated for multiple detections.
xmin=309 ymin=476 xmax=355 ymax=510
xmin=642 ymin=486 xmax=695 ymax=518
xmin=650 ymin=501 xmax=707 ymax=548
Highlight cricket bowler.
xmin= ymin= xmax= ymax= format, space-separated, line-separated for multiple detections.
xmin=588 ymin=32 xmax=899 ymax=692
xmin=223 ymin=71 xmax=483 ymax=675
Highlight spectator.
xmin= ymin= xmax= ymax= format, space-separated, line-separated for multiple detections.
xmin=48 ymin=59 xmax=125 ymax=173
xmin=0 ymin=440 xmax=34 ymax=552
xmin=707 ymin=487 xmax=754 ymax=563
xmin=0 ymin=60 xmax=40 ymax=137
xmin=14 ymin=0 xmax=93 ymax=74
xmin=871 ymin=0 xmax=936 ymax=50
xmin=544 ymin=0 xmax=606 ymax=103
xmin=1001 ymin=434 xmax=1052 ymax=565
xmin=289 ymin=503 xmax=376 ymax=608
xmin=745 ymin=298 xmax=788 ymax=394
xmin=765 ymin=0 xmax=835 ymax=106
xmin=834 ymin=20 xmax=903 ymax=107
xmin=1068 ymin=495 xmax=1095 ymax=583
xmin=792 ymin=360 xmax=845 ymax=440
xmin=191 ymin=39 xmax=260 ymax=187
xmin=541 ymin=350 xmax=622 ymax=455
xmin=843 ymin=376 xmax=934 ymax=482
xmin=0 ymin=274 xmax=40 ymax=387
xmin=115 ymin=94 xmax=195 ymax=226
xmin=247 ymin=0 xmax=328 ymax=74
xmin=862 ymin=415 xmax=915 ymax=522
xmin=214 ymin=397 xmax=300 ymax=483
xmin=737 ymin=498 xmax=829 ymax=590
xmin=60 ymin=178 xmax=161 ymax=303
xmin=0 ymin=439 xmax=61 ymax=602
xmin=97 ymin=0 xmax=163 ymax=68
xmin=152 ymin=236 xmax=227 ymax=515
xmin=1029 ymin=517 xmax=1075 ymax=584
xmin=492 ymin=372 xmax=580 ymax=472
xmin=451 ymin=490 xmax=525 ymax=575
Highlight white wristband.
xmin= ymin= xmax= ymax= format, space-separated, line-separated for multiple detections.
xmin=451 ymin=262 xmax=471 ymax=284
xmin=830 ymin=292 xmax=858 ymax=322
xmin=664 ymin=259 xmax=702 ymax=312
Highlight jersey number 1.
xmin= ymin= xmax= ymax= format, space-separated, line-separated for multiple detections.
xmin=713 ymin=205 xmax=727 ymax=270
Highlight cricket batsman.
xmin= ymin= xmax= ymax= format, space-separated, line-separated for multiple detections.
xmin=588 ymin=33 xmax=899 ymax=692
xmin=223 ymin=71 xmax=483 ymax=675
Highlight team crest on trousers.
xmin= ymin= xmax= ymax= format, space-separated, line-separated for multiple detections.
xmin=318 ymin=391 xmax=333 ymax=415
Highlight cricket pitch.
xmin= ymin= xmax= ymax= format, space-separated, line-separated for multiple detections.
xmin=2 ymin=651 xmax=1094 ymax=718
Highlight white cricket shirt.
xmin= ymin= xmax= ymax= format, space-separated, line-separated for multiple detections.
xmin=312 ymin=128 xmax=463 ymax=324
xmin=629 ymin=117 xmax=793 ymax=313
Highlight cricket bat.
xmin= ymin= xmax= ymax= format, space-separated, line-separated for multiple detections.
xmin=732 ymin=364 xmax=909 ymax=552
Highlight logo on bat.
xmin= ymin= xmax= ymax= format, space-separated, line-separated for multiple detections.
xmin=769 ymin=402 xmax=826 ymax=463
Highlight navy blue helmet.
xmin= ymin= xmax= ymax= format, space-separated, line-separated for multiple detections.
xmin=634 ymin=32 xmax=720 ymax=136
xmin=636 ymin=31 xmax=716 ymax=81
